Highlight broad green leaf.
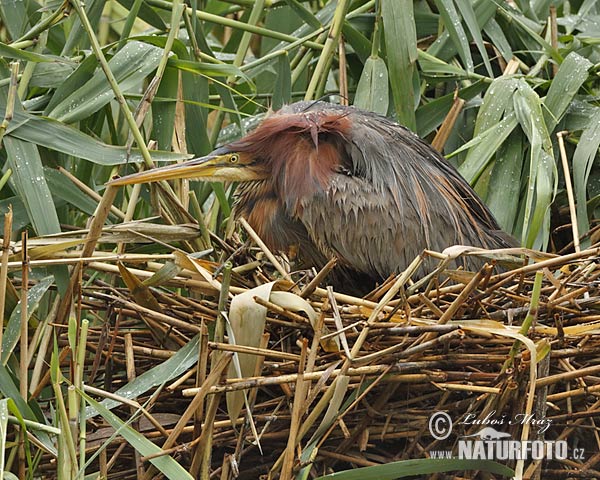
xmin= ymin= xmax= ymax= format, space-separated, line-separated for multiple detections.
xmin=543 ymin=52 xmax=592 ymax=131
xmin=573 ymin=110 xmax=600 ymax=247
xmin=497 ymin=4 xmax=558 ymax=61
xmin=418 ymin=49 xmax=471 ymax=78
xmin=4 ymin=397 xmax=34 ymax=471
xmin=354 ymin=56 xmax=389 ymax=115
xmin=483 ymin=18 xmax=512 ymax=62
xmin=0 ymin=365 xmax=33 ymax=420
xmin=83 ymin=393 xmax=193 ymax=479
xmin=152 ymin=66 xmax=178 ymax=151
xmin=261 ymin=3 xmax=307 ymax=54
xmin=282 ymin=0 xmax=321 ymax=29
xmin=532 ymin=0 xmax=553 ymax=20
xmin=382 ymin=0 xmax=417 ymax=130
xmin=116 ymin=0 xmax=167 ymax=30
xmin=520 ymin=120 xmax=553 ymax=249
xmin=61 ymin=0 xmax=105 ymax=55
xmin=564 ymin=99 xmax=600 ymax=131
xmin=133 ymin=35 xmax=190 ymax=61
xmin=0 ymin=42 xmax=68 ymax=63
xmin=454 ymin=0 xmax=493 ymax=76
xmin=4 ymin=137 xmax=61 ymax=236
xmin=6 ymin=110 xmax=189 ymax=165
xmin=0 ymin=398 xmax=8 ymax=475
xmin=116 ymin=0 xmax=145 ymax=48
xmin=183 ymin=71 xmax=212 ymax=156
xmin=44 ymin=168 xmax=102 ymax=218
xmin=263 ymin=0 xmax=336 ymax=55
xmin=434 ymin=0 xmax=473 ymax=72
xmin=511 ymin=80 xmax=555 ymax=248
xmin=272 ymin=52 xmax=292 ymax=111
xmin=315 ymin=458 xmax=513 ymax=479
xmin=415 ymin=81 xmax=487 ymax=137
xmin=210 ymin=181 xmax=231 ymax=218
xmin=44 ymin=53 xmax=98 ymax=115
xmin=30 ymin=62 xmax=77 ymax=88
xmin=214 ymin=81 xmax=245 ymax=135
xmin=0 ymin=196 xmax=34 ymax=232
xmin=168 ymin=58 xmax=253 ymax=86
xmin=473 ymin=77 xmax=519 ymax=135
xmin=217 ymin=112 xmax=265 ymax=146
xmin=456 ymin=114 xmax=519 ymax=183
xmin=47 ymin=41 xmax=164 ymax=123
xmin=342 ymin=22 xmax=371 ymax=64
xmin=486 ymin=130 xmax=525 ymax=233
xmin=0 ymin=0 xmax=28 ymax=40
xmin=513 ymin=80 xmax=553 ymax=156
xmin=427 ymin=0 xmax=497 ymax=63
xmin=1 ymin=276 xmax=54 ymax=365
xmin=86 ymin=336 xmax=200 ymax=418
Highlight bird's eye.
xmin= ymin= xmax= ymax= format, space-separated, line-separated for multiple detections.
xmin=229 ymin=154 xmax=239 ymax=164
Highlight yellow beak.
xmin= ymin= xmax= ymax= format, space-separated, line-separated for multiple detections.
xmin=109 ymin=155 xmax=224 ymax=186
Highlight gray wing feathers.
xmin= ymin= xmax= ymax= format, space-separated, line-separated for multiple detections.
xmin=296 ymin=107 xmax=512 ymax=278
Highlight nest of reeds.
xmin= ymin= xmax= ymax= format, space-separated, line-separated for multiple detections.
xmin=18 ymin=215 xmax=600 ymax=480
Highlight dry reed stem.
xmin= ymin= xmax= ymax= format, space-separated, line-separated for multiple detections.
xmin=239 ymin=217 xmax=292 ymax=282
xmin=300 ymin=257 xmax=337 ymax=298
xmin=0 ymin=207 xmax=12 ymax=352
xmin=431 ymin=93 xmax=465 ymax=152
xmin=57 ymin=185 xmax=119 ymax=324
xmin=557 ymin=131 xmax=581 ymax=255
xmin=281 ymin=339 xmax=308 ymax=479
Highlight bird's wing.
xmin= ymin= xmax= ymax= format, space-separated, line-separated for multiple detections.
xmin=297 ymin=109 xmax=513 ymax=279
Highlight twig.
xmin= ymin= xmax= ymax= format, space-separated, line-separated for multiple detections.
xmin=300 ymin=257 xmax=337 ymax=298
xmin=431 ymin=92 xmax=465 ymax=152
xmin=0 ymin=207 xmax=13 ymax=351
xmin=0 ymin=62 xmax=20 ymax=148
xmin=557 ymin=131 xmax=580 ymax=253
xmin=239 ymin=217 xmax=292 ymax=282
xmin=58 ymin=167 xmax=126 ymax=220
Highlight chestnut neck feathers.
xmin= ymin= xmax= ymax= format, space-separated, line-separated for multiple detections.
xmin=228 ymin=110 xmax=352 ymax=209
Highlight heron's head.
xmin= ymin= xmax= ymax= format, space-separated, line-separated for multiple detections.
xmin=109 ymin=146 xmax=270 ymax=187
xmin=110 ymin=105 xmax=353 ymax=207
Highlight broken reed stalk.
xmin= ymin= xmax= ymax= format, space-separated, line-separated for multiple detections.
xmin=183 ymin=365 xmax=448 ymax=396
xmin=0 ymin=207 xmax=12 ymax=357
xmin=124 ymin=332 xmax=144 ymax=477
xmin=281 ymin=339 xmax=309 ymax=480
xmin=19 ymin=231 xmax=29 ymax=399
xmin=191 ymin=264 xmax=232 ymax=479
xmin=18 ymin=230 xmax=28 ymax=480
xmin=56 ymin=184 xmax=119 ymax=324
xmin=239 ymin=217 xmax=292 ymax=282
xmin=58 ymin=166 xmax=126 ymax=220
xmin=0 ymin=62 xmax=19 ymax=148
xmin=191 ymin=355 xmax=232 ymax=479
xmin=431 ymin=93 xmax=465 ymax=152
xmin=557 ymin=131 xmax=581 ymax=252
xmin=76 ymin=319 xmax=90 ymax=469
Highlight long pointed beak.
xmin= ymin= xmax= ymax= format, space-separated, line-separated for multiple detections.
xmin=109 ymin=155 xmax=221 ymax=186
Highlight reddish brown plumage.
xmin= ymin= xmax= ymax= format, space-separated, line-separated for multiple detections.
xmin=115 ymin=101 xmax=515 ymax=293
xmin=227 ymin=102 xmax=515 ymax=292
xmin=229 ymin=112 xmax=351 ymax=211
